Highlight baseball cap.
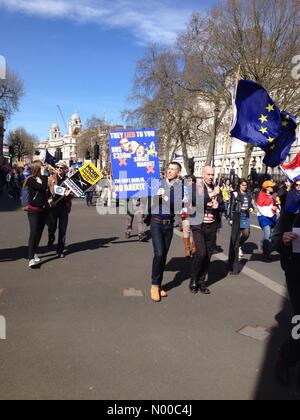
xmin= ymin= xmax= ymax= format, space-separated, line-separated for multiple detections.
xmin=262 ymin=181 xmax=276 ymax=189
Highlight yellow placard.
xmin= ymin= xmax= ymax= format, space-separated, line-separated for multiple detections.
xmin=79 ymin=162 xmax=103 ymax=186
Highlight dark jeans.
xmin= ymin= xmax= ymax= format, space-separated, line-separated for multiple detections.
xmin=27 ymin=210 xmax=48 ymax=260
xmin=86 ymin=192 xmax=93 ymax=205
xmin=151 ymin=221 xmax=174 ymax=286
xmin=48 ymin=205 xmax=69 ymax=254
xmin=191 ymin=222 xmax=218 ymax=281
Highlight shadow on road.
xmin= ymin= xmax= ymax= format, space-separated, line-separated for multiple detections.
xmin=163 ymin=257 xmax=228 ymax=292
xmin=250 ymin=253 xmax=281 ymax=263
xmin=207 ymin=260 xmax=229 ymax=287
xmin=253 ymin=299 xmax=300 ymax=400
xmin=0 ymin=246 xmax=27 ymax=262
xmin=242 ymin=242 xmax=259 ymax=254
xmin=0 ymin=238 xmax=119 ymax=263
xmin=66 ymin=237 xmax=119 ymax=255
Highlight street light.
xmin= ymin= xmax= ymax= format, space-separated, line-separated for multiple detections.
xmin=211 ymin=105 xmax=220 ymax=167
xmin=230 ymin=161 xmax=236 ymax=186
xmin=0 ymin=110 xmax=5 ymax=165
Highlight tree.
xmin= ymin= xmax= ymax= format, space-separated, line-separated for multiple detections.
xmin=0 ymin=68 xmax=24 ymax=120
xmin=7 ymin=128 xmax=36 ymax=161
xmin=179 ymin=0 xmax=300 ymax=176
xmin=127 ymin=0 xmax=299 ymax=178
xmin=124 ymin=46 xmax=208 ymax=174
xmin=77 ymin=117 xmax=117 ymax=171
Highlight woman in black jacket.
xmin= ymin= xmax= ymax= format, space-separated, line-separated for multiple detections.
xmin=228 ymin=179 xmax=254 ymax=274
xmin=24 ymin=161 xmax=49 ymax=268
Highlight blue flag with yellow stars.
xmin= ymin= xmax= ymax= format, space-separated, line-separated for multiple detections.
xmin=263 ymin=111 xmax=297 ymax=168
xmin=45 ymin=149 xmax=57 ymax=166
xmin=231 ymin=80 xmax=297 ymax=167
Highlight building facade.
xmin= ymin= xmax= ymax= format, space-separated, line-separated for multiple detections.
xmin=35 ymin=114 xmax=82 ymax=163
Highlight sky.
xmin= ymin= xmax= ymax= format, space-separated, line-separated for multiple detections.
xmin=0 ymin=0 xmax=217 ymax=141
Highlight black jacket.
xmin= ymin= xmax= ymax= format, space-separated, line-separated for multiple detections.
xmin=189 ymin=182 xmax=224 ymax=227
xmin=229 ymin=191 xmax=254 ymax=221
xmin=26 ymin=176 xmax=49 ymax=209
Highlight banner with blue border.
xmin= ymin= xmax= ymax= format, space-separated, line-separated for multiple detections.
xmin=109 ymin=128 xmax=160 ymax=199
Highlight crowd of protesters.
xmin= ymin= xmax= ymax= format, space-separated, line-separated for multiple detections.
xmin=1 ymin=159 xmax=300 ymax=386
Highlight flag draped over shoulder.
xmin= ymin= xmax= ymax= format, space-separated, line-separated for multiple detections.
xmin=231 ymin=80 xmax=297 ymax=168
xmin=280 ymin=152 xmax=300 ymax=182
xmin=45 ymin=149 xmax=57 ymax=166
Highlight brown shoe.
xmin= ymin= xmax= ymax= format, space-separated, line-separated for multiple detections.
xmin=160 ymin=288 xmax=168 ymax=298
xmin=151 ymin=286 xmax=161 ymax=302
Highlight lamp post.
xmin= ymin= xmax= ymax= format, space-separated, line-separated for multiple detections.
xmin=0 ymin=111 xmax=4 ymax=165
xmin=230 ymin=161 xmax=236 ymax=186
xmin=212 ymin=105 xmax=220 ymax=167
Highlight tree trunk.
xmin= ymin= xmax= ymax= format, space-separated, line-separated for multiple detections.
xmin=242 ymin=144 xmax=254 ymax=179
xmin=205 ymin=126 xmax=216 ymax=167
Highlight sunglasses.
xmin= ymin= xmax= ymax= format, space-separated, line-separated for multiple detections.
xmin=295 ymin=184 xmax=300 ymax=187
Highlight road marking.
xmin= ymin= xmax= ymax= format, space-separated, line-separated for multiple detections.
xmin=173 ymin=229 xmax=287 ymax=298
xmin=237 ymin=325 xmax=271 ymax=342
xmin=123 ymin=288 xmax=144 ymax=297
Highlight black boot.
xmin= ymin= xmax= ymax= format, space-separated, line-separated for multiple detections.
xmin=199 ymin=278 xmax=211 ymax=295
xmin=189 ymin=279 xmax=198 ymax=294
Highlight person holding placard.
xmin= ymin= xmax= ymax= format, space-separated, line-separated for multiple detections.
xmin=47 ymin=161 xmax=72 ymax=258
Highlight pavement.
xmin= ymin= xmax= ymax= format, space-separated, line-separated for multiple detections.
xmin=0 ymin=192 xmax=299 ymax=400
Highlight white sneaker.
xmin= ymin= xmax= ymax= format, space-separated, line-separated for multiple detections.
xmin=28 ymin=259 xmax=36 ymax=268
xmin=239 ymin=247 xmax=244 ymax=259
xmin=34 ymin=254 xmax=41 ymax=263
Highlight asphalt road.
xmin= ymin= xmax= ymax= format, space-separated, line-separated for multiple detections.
xmin=0 ymin=194 xmax=299 ymax=400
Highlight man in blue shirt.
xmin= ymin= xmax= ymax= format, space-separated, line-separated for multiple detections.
xmin=150 ymin=162 xmax=183 ymax=302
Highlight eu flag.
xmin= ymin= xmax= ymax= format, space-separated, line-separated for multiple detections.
xmin=263 ymin=111 xmax=297 ymax=168
xmin=231 ymin=80 xmax=297 ymax=167
xmin=45 ymin=149 xmax=57 ymax=166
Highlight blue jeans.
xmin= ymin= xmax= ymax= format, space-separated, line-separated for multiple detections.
xmin=86 ymin=192 xmax=93 ymax=205
xmin=262 ymin=225 xmax=272 ymax=255
xmin=151 ymin=221 xmax=174 ymax=286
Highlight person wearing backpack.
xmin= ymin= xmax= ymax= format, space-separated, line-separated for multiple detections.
xmin=23 ymin=161 xmax=49 ymax=268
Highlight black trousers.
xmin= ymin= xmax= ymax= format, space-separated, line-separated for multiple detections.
xmin=191 ymin=222 xmax=218 ymax=281
xmin=48 ymin=205 xmax=69 ymax=255
xmin=27 ymin=211 xmax=48 ymax=260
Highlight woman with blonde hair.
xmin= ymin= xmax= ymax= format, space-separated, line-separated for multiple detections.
xmin=24 ymin=161 xmax=49 ymax=268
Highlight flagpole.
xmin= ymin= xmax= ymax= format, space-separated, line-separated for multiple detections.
xmin=218 ymin=64 xmax=241 ymax=186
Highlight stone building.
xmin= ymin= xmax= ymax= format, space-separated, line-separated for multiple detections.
xmin=35 ymin=113 xmax=82 ymax=162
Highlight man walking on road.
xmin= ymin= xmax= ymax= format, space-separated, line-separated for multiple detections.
xmin=189 ymin=166 xmax=224 ymax=295
xmin=150 ymin=162 xmax=183 ymax=302
xmin=47 ymin=161 xmax=72 ymax=258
